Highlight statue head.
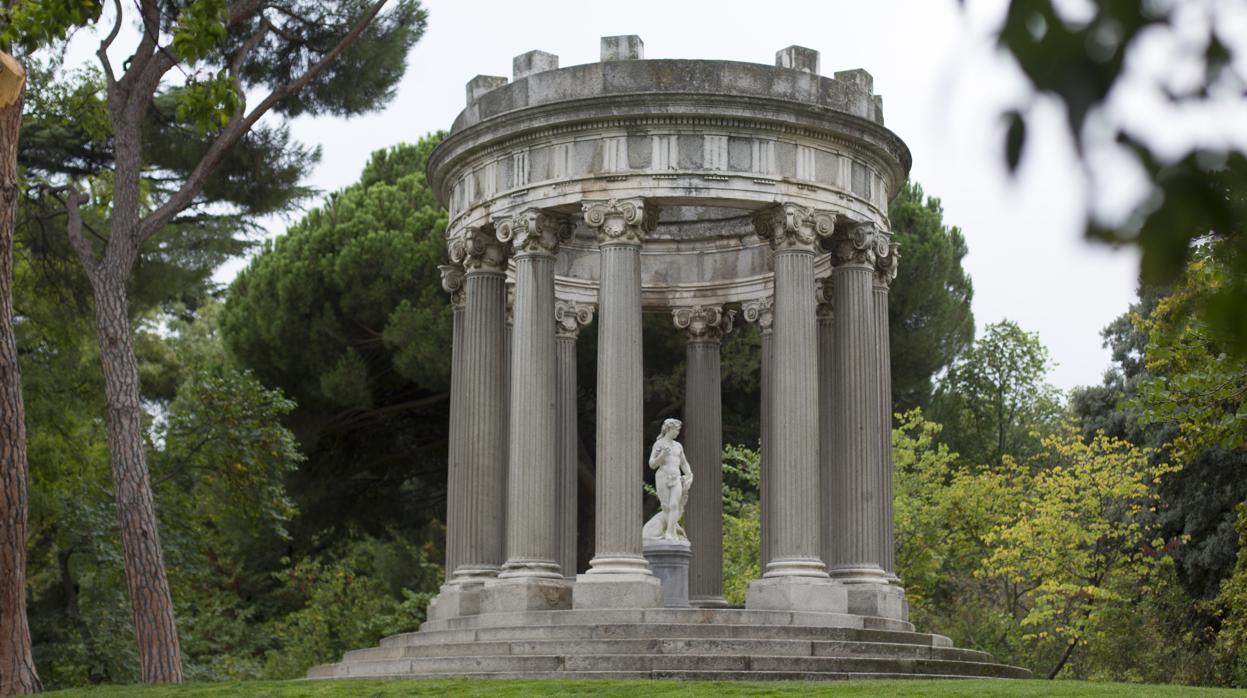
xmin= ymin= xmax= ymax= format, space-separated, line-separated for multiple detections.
xmin=661 ymin=418 xmax=682 ymax=437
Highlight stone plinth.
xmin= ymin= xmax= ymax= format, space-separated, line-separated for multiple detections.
xmin=643 ymin=539 xmax=692 ymax=608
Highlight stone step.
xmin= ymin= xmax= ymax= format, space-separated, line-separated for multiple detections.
xmin=381 ymin=622 xmax=946 ymax=648
xmin=315 ymin=668 xmax=1005 ymax=681
xmin=418 ymin=608 xmax=914 ymax=634
xmin=327 ymin=653 xmax=1029 ymax=679
xmin=345 ymin=637 xmax=993 ymax=664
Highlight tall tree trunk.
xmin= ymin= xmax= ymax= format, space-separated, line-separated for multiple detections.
xmin=90 ymin=269 xmax=183 ymax=684
xmin=0 ymin=52 xmax=41 ymax=697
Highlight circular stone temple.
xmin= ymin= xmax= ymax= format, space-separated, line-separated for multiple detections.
xmin=310 ymin=36 xmax=1028 ymax=681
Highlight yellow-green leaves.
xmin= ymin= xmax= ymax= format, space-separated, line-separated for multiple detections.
xmin=0 ymin=0 xmax=103 ymax=53
xmin=175 ymin=70 xmax=241 ymax=134
xmin=171 ymin=0 xmax=229 ymax=64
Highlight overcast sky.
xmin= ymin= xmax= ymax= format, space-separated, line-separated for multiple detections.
xmin=76 ymin=0 xmax=1181 ymax=392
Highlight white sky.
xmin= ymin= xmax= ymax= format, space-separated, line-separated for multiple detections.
xmin=76 ymin=0 xmax=1206 ymax=393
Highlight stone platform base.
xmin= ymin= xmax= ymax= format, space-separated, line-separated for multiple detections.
xmin=307 ymin=608 xmax=1030 ymax=681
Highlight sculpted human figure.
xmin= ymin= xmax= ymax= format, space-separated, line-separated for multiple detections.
xmin=643 ymin=418 xmax=694 ymax=542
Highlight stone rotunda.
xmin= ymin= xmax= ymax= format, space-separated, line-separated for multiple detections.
xmin=310 ymin=36 xmax=1027 ymax=681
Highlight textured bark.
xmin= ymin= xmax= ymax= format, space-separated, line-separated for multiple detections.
xmin=0 ymin=58 xmax=41 ymax=697
xmin=90 ymin=272 xmax=183 ymax=684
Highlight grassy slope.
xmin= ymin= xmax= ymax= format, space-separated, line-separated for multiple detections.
xmin=40 ymin=679 xmax=1247 ymax=697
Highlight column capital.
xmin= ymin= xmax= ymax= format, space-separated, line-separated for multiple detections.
xmin=874 ymin=240 xmax=900 ymax=289
xmin=816 ymin=276 xmax=834 ymax=320
xmin=497 ymin=208 xmax=571 ymax=257
xmin=439 ymin=263 xmax=466 ymax=308
xmin=555 ymin=300 xmax=595 ymax=339
xmin=830 ymin=221 xmax=889 ymax=268
xmin=742 ymin=297 xmax=775 ymax=335
xmin=751 ymin=202 xmax=834 ymax=253
xmin=582 ymin=197 xmax=656 ymax=246
xmin=672 ymin=304 xmax=735 ymax=343
xmin=462 ymin=226 xmax=509 ymax=273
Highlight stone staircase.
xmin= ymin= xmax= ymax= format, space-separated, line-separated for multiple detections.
xmin=307 ymin=609 xmax=1030 ymax=681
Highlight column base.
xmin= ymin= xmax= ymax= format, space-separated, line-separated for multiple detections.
xmin=843 ymin=581 xmax=909 ymax=621
xmin=480 ymin=577 xmax=572 ymax=614
xmin=427 ymin=583 xmax=483 ymax=621
xmin=573 ymin=573 xmax=662 ymax=609
xmin=745 ymin=576 xmax=847 ymax=613
xmin=689 ymin=596 xmax=729 ymax=609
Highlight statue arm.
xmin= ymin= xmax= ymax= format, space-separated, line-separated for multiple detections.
xmin=648 ymin=441 xmax=665 ymax=470
xmin=680 ymin=448 xmax=693 ymax=483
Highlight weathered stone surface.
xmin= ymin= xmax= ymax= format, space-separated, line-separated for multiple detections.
xmin=513 ymin=50 xmax=558 ymax=79
xmin=601 ymin=35 xmax=644 ymax=61
xmin=776 ymin=45 xmax=820 ymax=74
xmin=465 ymin=74 xmax=507 ymax=106
xmin=308 ymin=608 xmax=1030 ymax=681
xmin=572 ymin=574 xmax=662 ymax=610
xmin=480 ymin=579 xmax=572 ymax=614
xmin=643 ymin=539 xmax=692 ymax=608
xmin=746 ymin=577 xmax=847 ymax=614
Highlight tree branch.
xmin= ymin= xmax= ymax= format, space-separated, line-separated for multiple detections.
xmin=97 ymin=0 xmax=124 ymax=85
xmin=54 ymin=187 xmax=100 ymax=277
xmin=138 ymin=0 xmax=390 ymax=242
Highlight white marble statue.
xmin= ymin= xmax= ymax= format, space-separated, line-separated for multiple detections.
xmin=643 ymin=418 xmax=694 ymax=542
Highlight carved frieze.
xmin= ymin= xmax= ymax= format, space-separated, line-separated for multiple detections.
xmin=829 ymin=221 xmax=888 ymax=268
xmin=496 ymin=208 xmax=572 ymax=256
xmin=672 ymin=304 xmax=736 ymax=342
xmin=555 ymin=300 xmax=595 ymax=339
xmin=582 ymin=197 xmax=657 ymax=245
xmin=438 ymin=263 xmax=466 ymax=308
xmin=741 ymin=297 xmax=774 ymax=334
xmin=462 ymin=226 xmax=508 ymax=273
xmin=751 ymin=202 xmax=834 ymax=252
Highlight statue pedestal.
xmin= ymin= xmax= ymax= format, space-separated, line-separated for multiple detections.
xmin=642 ymin=539 xmax=692 ymax=608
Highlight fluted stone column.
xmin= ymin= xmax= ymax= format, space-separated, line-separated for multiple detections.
xmin=743 ymin=298 xmax=774 ymax=570
xmin=827 ymin=222 xmax=905 ymax=620
xmin=673 ymin=305 xmax=733 ymax=608
xmin=575 ymin=198 xmax=662 ymax=609
xmin=873 ymin=245 xmax=900 ymax=584
xmin=439 ymin=261 xmax=466 ymax=584
xmin=816 ymin=277 xmax=835 ymax=569
xmin=482 ymin=209 xmax=573 ymax=613
xmin=745 ymin=203 xmax=845 ymax=613
xmin=429 ymin=227 xmax=511 ymax=620
xmin=555 ymin=301 xmax=595 ymax=580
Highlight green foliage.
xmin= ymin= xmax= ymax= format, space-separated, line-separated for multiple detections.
xmin=932 ymin=319 xmax=1063 ymax=466
xmin=720 ymin=445 xmax=761 ymax=606
xmin=1132 ymin=244 xmax=1247 ymax=465
xmin=994 ymin=0 xmax=1247 ymax=355
xmin=0 ymin=0 xmax=103 ymax=53
xmin=887 ymin=182 xmax=976 ymax=411
xmin=262 ymin=538 xmax=439 ymax=679
xmin=1212 ymin=504 xmax=1247 ymax=687
xmin=221 ymin=135 xmax=452 ymax=548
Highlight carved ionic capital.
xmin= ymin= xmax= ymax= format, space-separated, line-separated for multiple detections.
xmin=496 ymin=208 xmax=571 ymax=257
xmin=582 ymin=197 xmax=657 ymax=246
xmin=829 ymin=221 xmax=888 ymax=268
xmin=439 ymin=263 xmax=466 ymax=308
xmin=742 ymin=297 xmax=774 ymax=335
xmin=555 ymin=300 xmax=595 ymax=339
xmin=462 ymin=226 xmax=508 ymax=273
xmin=672 ymin=305 xmax=736 ymax=343
xmin=873 ymin=240 xmax=900 ymax=288
xmin=751 ymin=203 xmax=834 ymax=253
xmin=816 ymin=276 xmax=834 ymax=320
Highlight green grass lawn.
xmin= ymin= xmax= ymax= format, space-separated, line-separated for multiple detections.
xmin=40 ymin=679 xmax=1247 ymax=697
